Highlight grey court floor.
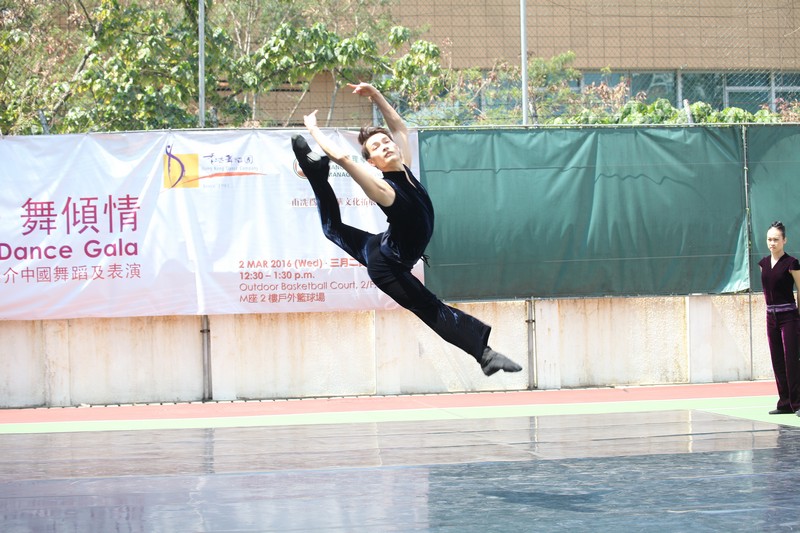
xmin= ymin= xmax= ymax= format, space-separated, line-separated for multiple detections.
xmin=1 ymin=395 xmax=800 ymax=532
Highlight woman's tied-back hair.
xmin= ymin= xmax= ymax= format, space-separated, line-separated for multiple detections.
xmin=771 ymin=220 xmax=786 ymax=238
xmin=358 ymin=126 xmax=392 ymax=160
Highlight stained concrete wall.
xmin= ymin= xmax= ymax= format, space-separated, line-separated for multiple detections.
xmin=533 ymin=294 xmax=771 ymax=390
xmin=0 ymin=294 xmax=775 ymax=408
xmin=0 ymin=316 xmax=204 ymax=407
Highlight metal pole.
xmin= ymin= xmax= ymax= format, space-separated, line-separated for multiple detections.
xmin=527 ymin=298 xmax=537 ymax=389
xmin=520 ymin=0 xmax=528 ymax=125
xmin=198 ymin=1 xmax=210 ymax=400
xmin=742 ymin=125 xmax=754 ymax=381
xmin=201 ymin=315 xmax=212 ymax=400
xmin=198 ymin=0 xmax=206 ymax=128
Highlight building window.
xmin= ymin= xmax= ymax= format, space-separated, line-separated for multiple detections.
xmin=680 ymin=73 xmax=725 ymax=109
xmin=678 ymin=72 xmax=800 ymax=113
xmin=631 ymin=72 xmax=676 ymax=103
xmin=577 ymin=71 xmax=800 ymax=112
xmin=724 ymin=73 xmax=769 ymax=112
xmin=582 ymin=72 xmax=627 ymax=88
xmin=580 ymin=71 xmax=677 ymax=105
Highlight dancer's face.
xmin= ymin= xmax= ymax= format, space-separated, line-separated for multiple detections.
xmin=767 ymin=227 xmax=786 ymax=256
xmin=364 ymin=133 xmax=402 ymax=171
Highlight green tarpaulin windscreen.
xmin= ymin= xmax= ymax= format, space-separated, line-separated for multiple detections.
xmin=418 ymin=127 xmax=749 ymax=300
xmin=748 ymin=125 xmax=800 ymax=292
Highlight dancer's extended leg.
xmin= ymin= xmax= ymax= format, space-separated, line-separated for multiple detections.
xmin=292 ymin=135 xmax=373 ymax=265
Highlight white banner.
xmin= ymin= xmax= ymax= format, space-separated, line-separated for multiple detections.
xmin=0 ymin=129 xmax=422 ymax=320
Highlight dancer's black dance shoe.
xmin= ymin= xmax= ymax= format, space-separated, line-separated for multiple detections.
xmin=768 ymin=408 xmax=794 ymax=415
xmin=291 ymin=134 xmax=330 ymax=179
xmin=480 ymin=347 xmax=522 ymax=376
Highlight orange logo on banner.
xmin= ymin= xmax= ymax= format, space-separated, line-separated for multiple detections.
xmin=163 ymin=146 xmax=199 ymax=188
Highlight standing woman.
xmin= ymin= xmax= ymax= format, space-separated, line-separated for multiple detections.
xmin=759 ymin=221 xmax=800 ymax=415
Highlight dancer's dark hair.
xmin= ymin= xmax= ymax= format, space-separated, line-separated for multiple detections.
xmin=358 ymin=126 xmax=393 ymax=160
xmin=770 ymin=220 xmax=786 ymax=238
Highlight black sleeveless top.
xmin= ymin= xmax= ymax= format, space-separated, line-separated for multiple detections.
xmin=378 ymin=165 xmax=434 ymax=267
xmin=759 ymin=253 xmax=800 ymax=306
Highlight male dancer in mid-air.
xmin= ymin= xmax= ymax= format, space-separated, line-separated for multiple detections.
xmin=291 ymin=82 xmax=522 ymax=376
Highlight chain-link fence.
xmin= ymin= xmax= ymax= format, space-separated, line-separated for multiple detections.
xmin=308 ymin=0 xmax=800 ymax=127
xmin=6 ymin=1 xmax=800 ymax=132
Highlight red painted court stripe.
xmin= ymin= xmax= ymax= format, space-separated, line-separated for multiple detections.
xmin=0 ymin=381 xmax=776 ymax=425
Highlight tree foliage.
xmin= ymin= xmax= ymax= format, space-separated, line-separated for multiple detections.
xmin=0 ymin=0 xmax=443 ymax=134
xmin=401 ymin=49 xmax=784 ymax=127
xmin=1 ymin=0 xmax=90 ymax=134
xmin=2 ymin=2 xmax=788 ymax=135
xmin=61 ymin=0 xmax=229 ymax=132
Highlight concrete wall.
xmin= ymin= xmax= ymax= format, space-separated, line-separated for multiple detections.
xmin=0 ymin=294 xmax=775 ymax=408
xmin=533 ymin=294 xmax=771 ymax=389
xmin=0 ymin=316 xmax=205 ymax=407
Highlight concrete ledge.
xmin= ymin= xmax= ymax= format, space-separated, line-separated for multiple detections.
xmin=0 ymin=294 xmax=774 ymax=407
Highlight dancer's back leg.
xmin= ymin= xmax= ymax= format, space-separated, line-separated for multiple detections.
xmin=365 ymin=244 xmax=521 ymax=375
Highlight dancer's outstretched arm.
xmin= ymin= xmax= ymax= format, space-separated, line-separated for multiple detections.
xmin=348 ymin=82 xmax=411 ymax=168
xmin=302 ymin=110 xmax=395 ymax=207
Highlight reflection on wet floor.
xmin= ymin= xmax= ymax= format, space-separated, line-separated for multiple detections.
xmin=1 ymin=410 xmax=798 ymax=532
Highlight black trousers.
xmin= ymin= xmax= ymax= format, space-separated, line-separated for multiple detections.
xmin=766 ymin=310 xmax=800 ymax=411
xmin=304 ymin=169 xmax=490 ymax=360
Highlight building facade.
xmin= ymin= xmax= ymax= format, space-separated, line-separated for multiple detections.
xmin=261 ymin=1 xmax=800 ymax=126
